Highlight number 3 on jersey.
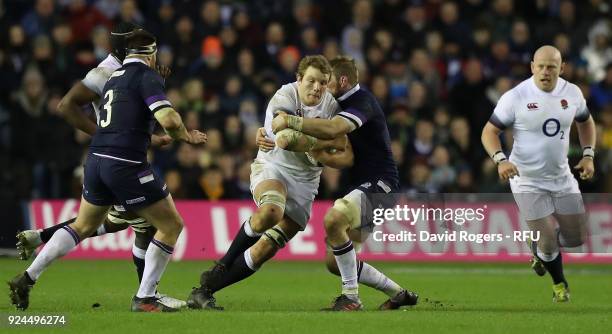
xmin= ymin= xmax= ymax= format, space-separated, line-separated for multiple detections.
xmin=100 ymin=90 xmax=113 ymax=127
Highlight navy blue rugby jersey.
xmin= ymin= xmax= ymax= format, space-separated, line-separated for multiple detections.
xmin=90 ymin=58 xmax=171 ymax=162
xmin=337 ymin=84 xmax=399 ymax=189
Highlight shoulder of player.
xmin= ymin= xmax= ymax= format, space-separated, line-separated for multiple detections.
xmin=269 ymin=83 xmax=298 ymax=106
xmin=135 ymin=66 xmax=164 ymax=84
xmin=563 ymin=80 xmax=584 ymax=97
xmin=84 ymin=66 xmax=113 ymax=80
xmin=499 ymin=85 xmax=521 ymax=102
xmin=275 ymin=82 xmax=297 ymax=98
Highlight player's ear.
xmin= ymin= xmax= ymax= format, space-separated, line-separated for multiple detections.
xmin=559 ymin=62 xmax=565 ymax=76
xmin=296 ymin=74 xmax=302 ymax=83
xmin=530 ymin=61 xmax=535 ymax=74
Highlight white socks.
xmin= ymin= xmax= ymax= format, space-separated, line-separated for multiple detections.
xmin=243 ymin=248 xmax=260 ymax=271
xmin=358 ymin=261 xmax=403 ymax=297
xmin=244 ymin=219 xmax=263 ymax=237
xmin=332 ymin=240 xmax=358 ymax=297
xmin=27 ymin=226 xmax=80 ymax=281
xmin=537 ymin=247 xmax=560 ymax=262
xmin=136 ymin=239 xmax=173 ymax=298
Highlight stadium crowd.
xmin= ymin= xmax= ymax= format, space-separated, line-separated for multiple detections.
xmin=1 ymin=0 xmax=611 ymax=203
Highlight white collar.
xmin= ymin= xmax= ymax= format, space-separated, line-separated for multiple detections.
xmin=337 ymin=84 xmax=360 ymax=101
xmin=123 ymin=58 xmax=148 ymax=66
xmin=530 ymin=75 xmax=565 ymax=95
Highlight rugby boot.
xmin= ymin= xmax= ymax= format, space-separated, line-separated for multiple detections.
xmin=16 ymin=230 xmax=43 ymax=260
xmin=186 ymin=287 xmax=224 ymax=310
xmin=8 ymin=272 xmax=35 ymax=311
xmin=156 ymin=292 xmax=187 ymax=309
xmin=324 ymin=294 xmax=363 ymax=311
xmin=378 ymin=289 xmax=419 ymax=310
xmin=552 ymin=283 xmax=570 ymax=303
xmin=131 ymin=296 xmax=179 ymax=312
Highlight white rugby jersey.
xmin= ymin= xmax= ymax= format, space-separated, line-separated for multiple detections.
xmin=81 ymin=54 xmax=122 ymax=124
xmin=490 ymin=76 xmax=590 ymax=179
xmin=257 ymin=82 xmax=341 ymax=180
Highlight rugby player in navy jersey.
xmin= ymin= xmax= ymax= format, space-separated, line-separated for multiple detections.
xmin=14 ymin=23 xmax=185 ymax=309
xmin=272 ymin=56 xmax=418 ymax=311
xmin=9 ymin=30 xmax=207 ymax=312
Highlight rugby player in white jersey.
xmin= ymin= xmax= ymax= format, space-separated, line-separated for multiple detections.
xmin=481 ymin=45 xmax=596 ymax=302
xmin=187 ymin=55 xmax=349 ymax=309
xmin=10 ymin=23 xmax=185 ymax=310
xmin=272 ymin=56 xmax=418 ymax=311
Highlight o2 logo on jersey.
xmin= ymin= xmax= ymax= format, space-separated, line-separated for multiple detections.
xmin=542 ymin=118 xmax=564 ymax=139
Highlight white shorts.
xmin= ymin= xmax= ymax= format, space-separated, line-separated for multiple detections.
xmin=249 ymin=160 xmax=319 ymax=229
xmin=509 ymin=174 xmax=585 ymax=221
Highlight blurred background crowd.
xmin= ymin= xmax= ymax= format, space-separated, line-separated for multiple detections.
xmin=1 ymin=0 xmax=612 ymax=206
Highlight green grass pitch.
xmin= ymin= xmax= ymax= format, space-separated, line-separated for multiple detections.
xmin=1 ymin=259 xmax=611 ymax=333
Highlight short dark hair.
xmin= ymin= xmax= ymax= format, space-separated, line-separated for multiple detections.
xmin=125 ymin=29 xmax=157 ymax=56
xmin=330 ymin=56 xmax=358 ymax=86
xmin=296 ymin=55 xmax=332 ymax=79
xmin=110 ymin=22 xmax=139 ymax=61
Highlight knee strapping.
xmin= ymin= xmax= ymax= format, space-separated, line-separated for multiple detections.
xmin=263 ymin=226 xmax=290 ymax=248
xmin=257 ymin=190 xmax=286 ymax=211
xmin=331 ymin=198 xmax=360 ymax=229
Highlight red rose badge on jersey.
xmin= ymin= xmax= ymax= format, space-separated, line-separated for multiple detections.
xmin=561 ymin=99 xmax=568 ymax=109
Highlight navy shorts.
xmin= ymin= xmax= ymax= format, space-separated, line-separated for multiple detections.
xmin=83 ymin=153 xmax=168 ymax=210
xmin=355 ymin=178 xmax=399 ymax=231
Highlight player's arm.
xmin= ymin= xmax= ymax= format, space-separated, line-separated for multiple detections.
xmin=481 ymin=121 xmax=519 ymax=181
xmin=154 ymin=107 xmax=206 ymax=144
xmin=275 ymin=128 xmax=347 ymax=152
xmin=573 ymin=115 xmax=596 ymax=180
xmin=310 ymin=140 xmax=354 ymax=169
xmin=273 ymin=113 xmax=354 ymax=139
xmin=57 ymin=82 xmax=98 ymax=136
xmin=142 ymin=70 xmax=206 ymax=145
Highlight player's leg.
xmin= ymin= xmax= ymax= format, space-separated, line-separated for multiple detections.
xmin=16 ymin=215 xmax=129 ymax=261
xmin=554 ymin=213 xmax=587 ymax=248
xmin=326 ymin=244 xmax=417 ymax=311
xmin=196 ymin=166 xmax=288 ymax=296
xmin=541 ymin=189 xmax=587 ymax=302
xmin=217 ymin=178 xmax=287 ymax=267
xmin=128 ymin=221 xmax=186 ymax=309
xmin=9 ymin=198 xmax=109 ymax=310
xmin=323 ymin=197 xmax=363 ymax=310
xmin=187 ymin=217 xmax=300 ymax=310
xmin=526 ymin=216 xmax=569 ymax=302
xmin=214 ymin=217 xmax=300 ymax=291
xmin=511 ymin=182 xmax=555 ymax=276
xmin=552 ymin=188 xmax=587 ymax=248
xmin=324 ymin=195 xmax=417 ymax=311
xmin=130 ymin=194 xmax=182 ymax=312
xmin=131 ymin=224 xmax=156 ymax=283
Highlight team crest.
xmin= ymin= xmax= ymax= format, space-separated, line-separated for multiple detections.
xmin=560 ymin=99 xmax=568 ymax=110
xmin=296 ymin=108 xmax=303 ymax=117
